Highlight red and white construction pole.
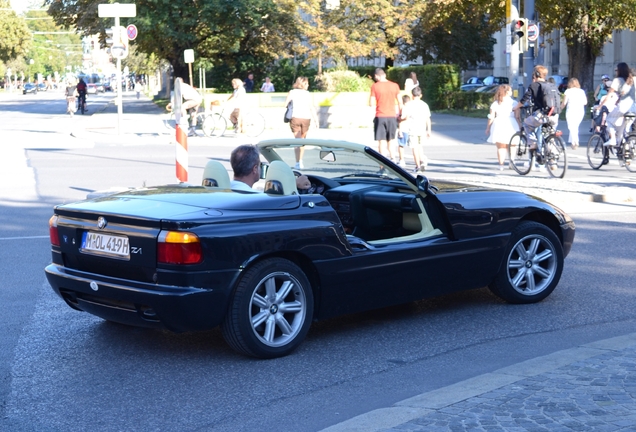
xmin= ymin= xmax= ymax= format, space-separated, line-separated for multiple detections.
xmin=173 ymin=78 xmax=188 ymax=182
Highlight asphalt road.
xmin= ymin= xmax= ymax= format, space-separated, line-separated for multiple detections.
xmin=1 ymin=90 xmax=636 ymax=431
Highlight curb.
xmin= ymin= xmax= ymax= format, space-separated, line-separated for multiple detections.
xmin=320 ymin=332 xmax=636 ymax=432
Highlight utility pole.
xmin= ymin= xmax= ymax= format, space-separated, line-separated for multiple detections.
xmin=523 ymin=0 xmax=535 ymax=90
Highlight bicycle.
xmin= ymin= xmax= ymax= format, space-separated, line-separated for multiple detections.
xmin=205 ymin=104 xmax=265 ymax=137
xmin=77 ymin=92 xmax=87 ymax=114
xmin=508 ymin=108 xmax=567 ymax=178
xmin=164 ymin=106 xmax=214 ymax=138
xmin=587 ymin=112 xmax=636 ymax=172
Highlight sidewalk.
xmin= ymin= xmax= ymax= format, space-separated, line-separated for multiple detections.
xmin=322 ymin=333 xmax=636 ymax=431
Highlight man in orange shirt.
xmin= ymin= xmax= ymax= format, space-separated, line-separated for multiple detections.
xmin=369 ymin=68 xmax=403 ymax=163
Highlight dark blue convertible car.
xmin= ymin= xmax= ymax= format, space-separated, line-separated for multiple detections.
xmin=45 ymin=139 xmax=575 ymax=358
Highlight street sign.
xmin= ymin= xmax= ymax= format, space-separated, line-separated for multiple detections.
xmin=184 ymin=49 xmax=194 ymax=64
xmin=527 ymin=24 xmax=539 ymax=42
xmin=98 ymin=3 xmax=136 ymax=18
xmin=126 ymin=24 xmax=138 ymax=41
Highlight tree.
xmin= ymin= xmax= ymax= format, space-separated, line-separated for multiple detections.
xmin=0 ymin=0 xmax=32 ymax=63
xmin=406 ymin=9 xmax=496 ymax=70
xmin=537 ymin=0 xmax=636 ymax=92
xmin=45 ymin=0 xmax=301 ymax=83
xmin=296 ymin=0 xmax=426 ymax=72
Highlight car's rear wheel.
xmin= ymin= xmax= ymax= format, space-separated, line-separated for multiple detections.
xmin=489 ymin=221 xmax=563 ymax=304
xmin=221 ymin=258 xmax=313 ymax=358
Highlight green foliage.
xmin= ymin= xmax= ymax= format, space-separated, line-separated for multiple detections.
xmin=444 ymin=91 xmax=493 ymax=111
xmin=0 ymin=0 xmax=32 ymax=63
xmin=387 ymin=64 xmax=461 ymax=110
xmin=314 ymin=70 xmax=373 ymax=92
xmin=348 ymin=66 xmax=377 ymax=81
xmin=405 ymin=10 xmax=496 ymax=70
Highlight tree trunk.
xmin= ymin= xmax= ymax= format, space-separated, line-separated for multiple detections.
xmin=566 ymin=39 xmax=596 ymax=94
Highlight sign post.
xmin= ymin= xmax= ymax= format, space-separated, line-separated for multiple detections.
xmin=184 ymin=49 xmax=194 ymax=86
xmin=98 ymin=2 xmax=136 ymax=135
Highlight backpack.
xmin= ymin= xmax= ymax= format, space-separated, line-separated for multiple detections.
xmin=540 ymin=81 xmax=561 ymax=115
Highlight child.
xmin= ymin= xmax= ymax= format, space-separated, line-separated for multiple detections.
xmin=401 ymin=86 xmax=431 ymax=172
xmin=396 ymin=94 xmax=411 ymax=168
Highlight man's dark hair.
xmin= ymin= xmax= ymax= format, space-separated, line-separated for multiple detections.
xmin=411 ymin=86 xmax=422 ymax=97
xmin=230 ymin=145 xmax=260 ymax=177
xmin=374 ymin=68 xmax=386 ymax=77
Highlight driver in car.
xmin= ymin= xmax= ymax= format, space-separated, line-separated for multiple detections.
xmin=230 ymin=145 xmax=311 ymax=192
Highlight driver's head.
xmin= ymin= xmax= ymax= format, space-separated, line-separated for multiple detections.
xmin=231 ymin=145 xmax=260 ymax=184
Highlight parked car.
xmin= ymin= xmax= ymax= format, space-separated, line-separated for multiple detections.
xmin=103 ymin=81 xmax=113 ymax=92
xmin=22 ymin=83 xmax=38 ymax=94
xmin=86 ymin=83 xmax=98 ymax=94
xmin=550 ymin=75 xmax=568 ymax=93
xmin=37 ymin=83 xmax=47 ymax=92
xmin=94 ymin=82 xmax=105 ymax=92
xmin=460 ymin=76 xmax=484 ymax=91
xmin=482 ymin=76 xmax=509 ymax=86
xmin=44 ymin=139 xmax=575 ymax=359
xmin=474 ymin=85 xmax=499 ymax=94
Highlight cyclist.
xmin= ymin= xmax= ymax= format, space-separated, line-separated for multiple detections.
xmin=167 ymin=82 xmax=202 ymax=136
xmin=513 ymin=65 xmax=559 ymax=169
xmin=603 ymin=62 xmax=635 ymax=147
xmin=76 ymin=78 xmax=87 ymax=113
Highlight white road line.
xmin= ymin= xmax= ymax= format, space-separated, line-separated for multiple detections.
xmin=0 ymin=236 xmax=50 ymax=241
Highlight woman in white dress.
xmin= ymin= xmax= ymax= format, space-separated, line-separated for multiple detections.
xmin=485 ymin=84 xmax=519 ymax=170
xmin=404 ymin=72 xmax=419 ymax=95
xmin=561 ymin=77 xmax=587 ymax=149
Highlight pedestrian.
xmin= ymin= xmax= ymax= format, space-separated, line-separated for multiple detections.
xmin=227 ymin=78 xmax=246 ymax=134
xmin=369 ymin=68 xmax=402 ymax=164
xmin=603 ymin=62 xmax=635 ymax=148
xmin=561 ymin=78 xmax=587 ymax=149
xmin=485 ymin=84 xmax=519 ymax=170
xmin=284 ymin=77 xmax=318 ymax=169
xmin=260 ymin=77 xmax=275 ymax=92
xmin=244 ymin=73 xmax=255 ymax=93
xmin=397 ymin=94 xmax=411 ymax=168
xmin=402 ymin=86 xmax=431 ymax=173
xmin=404 ymin=72 xmax=419 ymax=95
xmin=134 ymin=81 xmax=142 ymax=99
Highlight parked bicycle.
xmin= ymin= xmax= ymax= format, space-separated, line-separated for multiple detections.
xmin=587 ymin=112 xmax=636 ymax=172
xmin=204 ymin=104 xmax=265 ymax=138
xmin=508 ymin=107 xmax=567 ymax=178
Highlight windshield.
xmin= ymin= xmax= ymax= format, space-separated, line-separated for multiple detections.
xmin=260 ymin=142 xmax=404 ymax=182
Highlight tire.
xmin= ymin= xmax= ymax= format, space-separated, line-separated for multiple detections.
xmin=508 ymin=132 xmax=532 ymax=175
xmin=624 ymin=133 xmax=636 ymax=173
xmin=243 ymin=112 xmax=265 ymax=137
xmin=201 ymin=114 xmax=215 ymax=137
xmin=211 ymin=113 xmax=227 ymax=136
xmin=488 ymin=221 xmax=564 ymax=304
xmin=221 ymin=258 xmax=314 ymax=358
xmin=545 ymin=135 xmax=567 ymax=178
xmin=587 ymin=133 xmax=607 ymax=170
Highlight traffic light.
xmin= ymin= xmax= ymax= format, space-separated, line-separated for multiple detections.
xmin=512 ymin=18 xmax=529 ymax=53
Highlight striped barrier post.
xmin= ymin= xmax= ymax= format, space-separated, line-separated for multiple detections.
xmin=175 ymin=123 xmax=188 ymax=182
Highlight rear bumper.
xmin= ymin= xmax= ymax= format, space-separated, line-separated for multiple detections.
xmin=44 ymin=264 xmax=240 ymax=332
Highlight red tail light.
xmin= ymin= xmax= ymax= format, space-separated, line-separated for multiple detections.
xmin=157 ymin=231 xmax=202 ymax=264
xmin=49 ymin=215 xmax=60 ymax=246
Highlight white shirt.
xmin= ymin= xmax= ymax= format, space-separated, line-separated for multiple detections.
xmin=288 ymin=89 xmax=313 ymax=119
xmin=230 ymin=180 xmax=255 ymax=192
xmin=260 ymin=82 xmax=275 ymax=92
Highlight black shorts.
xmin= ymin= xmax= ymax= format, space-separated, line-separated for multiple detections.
xmin=374 ymin=117 xmax=398 ymax=141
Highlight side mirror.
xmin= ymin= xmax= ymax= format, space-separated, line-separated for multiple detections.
xmin=319 ymin=150 xmax=336 ymax=162
xmin=416 ymin=174 xmax=431 ymax=193
xmin=259 ymin=162 xmax=269 ymax=179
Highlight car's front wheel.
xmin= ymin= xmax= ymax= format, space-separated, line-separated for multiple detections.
xmin=489 ymin=221 xmax=564 ymax=304
xmin=221 ymin=258 xmax=314 ymax=358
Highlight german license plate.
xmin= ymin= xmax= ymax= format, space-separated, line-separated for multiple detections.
xmin=81 ymin=231 xmax=130 ymax=260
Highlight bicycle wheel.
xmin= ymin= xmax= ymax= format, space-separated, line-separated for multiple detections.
xmin=508 ymin=132 xmax=532 ymax=175
xmin=243 ymin=112 xmax=265 ymax=137
xmin=545 ymin=135 xmax=567 ymax=178
xmin=586 ymin=133 xmax=607 ymax=170
xmin=201 ymin=114 xmax=216 ymax=137
xmin=211 ymin=113 xmax=227 ymax=136
xmin=624 ymin=133 xmax=636 ymax=172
